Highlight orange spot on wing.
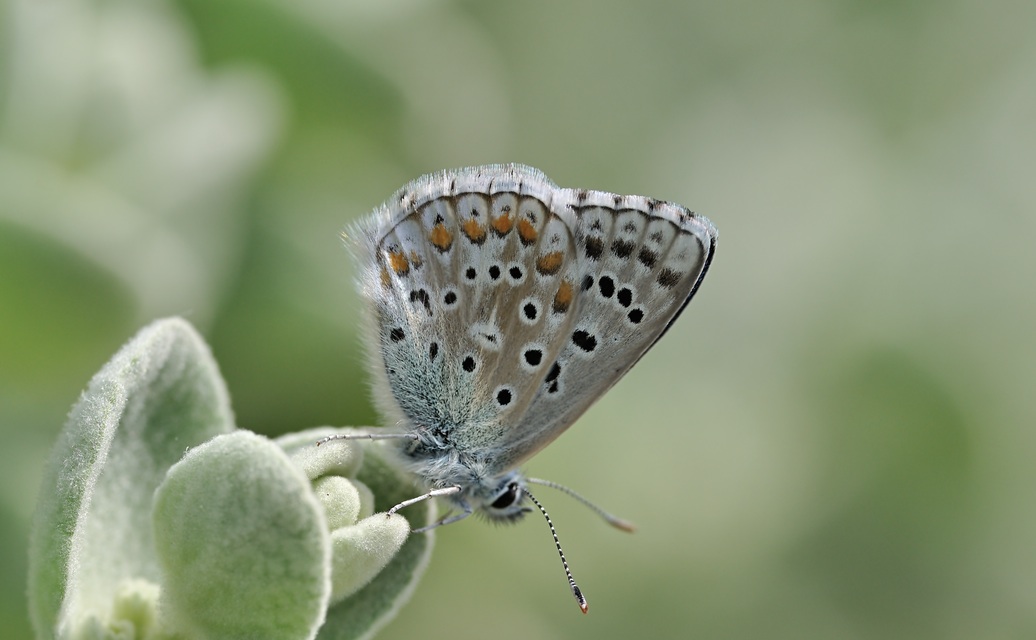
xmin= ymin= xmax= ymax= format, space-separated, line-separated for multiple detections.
xmin=536 ymin=251 xmax=564 ymax=276
xmin=552 ymin=280 xmax=574 ymax=313
xmin=491 ymin=210 xmax=514 ymax=235
xmin=517 ymin=218 xmax=538 ymax=245
xmin=429 ymin=223 xmax=453 ymax=251
xmin=387 ymin=250 xmax=410 ymax=275
xmin=462 ymin=219 xmax=487 ymax=244
xmin=380 ymin=267 xmax=392 ymax=288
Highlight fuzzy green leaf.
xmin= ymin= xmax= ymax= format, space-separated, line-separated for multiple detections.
xmin=152 ymin=430 xmax=331 ymax=640
xmin=276 ymin=429 xmax=436 ymax=640
xmin=28 ymin=317 xmax=235 ymax=639
xmin=29 ymin=318 xmax=434 ymax=640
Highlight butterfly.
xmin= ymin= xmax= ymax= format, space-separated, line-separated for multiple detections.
xmin=325 ymin=164 xmax=716 ymax=612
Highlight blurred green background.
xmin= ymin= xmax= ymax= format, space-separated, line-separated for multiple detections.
xmin=3 ymin=0 xmax=1035 ymax=638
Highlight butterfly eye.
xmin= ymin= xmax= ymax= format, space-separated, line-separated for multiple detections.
xmin=490 ymin=482 xmax=521 ymax=510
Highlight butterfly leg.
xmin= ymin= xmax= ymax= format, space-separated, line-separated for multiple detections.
xmin=411 ymin=502 xmax=474 ymax=533
xmin=387 ymin=485 xmax=461 ymax=516
xmin=316 ymin=432 xmax=418 ymax=446
xmin=384 ymin=486 xmax=472 ymax=532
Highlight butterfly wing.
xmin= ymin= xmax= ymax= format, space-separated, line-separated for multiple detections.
xmin=351 ymin=165 xmax=585 ymax=454
xmin=488 ymin=181 xmax=718 ymax=471
xmin=352 ymin=164 xmax=716 ymax=475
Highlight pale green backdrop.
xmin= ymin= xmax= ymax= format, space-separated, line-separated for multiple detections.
xmin=3 ymin=0 xmax=1035 ymax=638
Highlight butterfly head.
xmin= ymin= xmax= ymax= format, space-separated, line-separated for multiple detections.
xmin=475 ymin=471 xmax=534 ymax=523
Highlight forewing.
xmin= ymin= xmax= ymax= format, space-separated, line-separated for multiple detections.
xmin=491 ymin=187 xmax=717 ymax=471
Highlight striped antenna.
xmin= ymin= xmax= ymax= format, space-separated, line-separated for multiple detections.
xmin=522 ymin=488 xmax=589 ymax=614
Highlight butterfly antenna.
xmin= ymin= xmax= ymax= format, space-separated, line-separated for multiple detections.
xmin=527 ymin=477 xmax=636 ymax=532
xmin=522 ymin=488 xmax=589 ymax=614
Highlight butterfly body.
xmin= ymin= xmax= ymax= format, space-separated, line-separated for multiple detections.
xmin=350 ymin=164 xmax=716 ymax=524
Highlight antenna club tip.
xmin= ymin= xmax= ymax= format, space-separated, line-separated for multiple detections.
xmin=609 ymin=518 xmax=637 ymax=533
xmin=574 ymin=588 xmax=588 ymax=614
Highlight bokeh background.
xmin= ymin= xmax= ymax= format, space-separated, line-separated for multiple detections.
xmin=3 ymin=0 xmax=1035 ymax=638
